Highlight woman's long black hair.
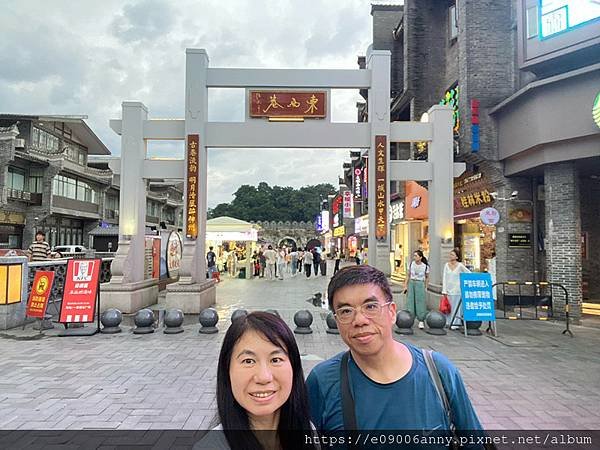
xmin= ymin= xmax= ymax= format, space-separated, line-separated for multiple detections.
xmin=216 ymin=311 xmax=315 ymax=449
xmin=415 ymin=249 xmax=429 ymax=266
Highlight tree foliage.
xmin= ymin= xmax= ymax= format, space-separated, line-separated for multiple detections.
xmin=207 ymin=182 xmax=337 ymax=222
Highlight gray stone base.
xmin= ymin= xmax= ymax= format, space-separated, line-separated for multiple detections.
xmin=100 ymin=280 xmax=159 ymax=314
xmin=0 ymin=303 xmax=32 ymax=331
xmin=164 ymin=280 xmax=216 ymax=314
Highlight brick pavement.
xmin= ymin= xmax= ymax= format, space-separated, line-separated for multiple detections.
xmin=1 ymin=261 xmax=600 ymax=432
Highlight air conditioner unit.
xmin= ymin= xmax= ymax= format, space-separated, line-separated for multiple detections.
xmin=14 ymin=139 xmax=25 ymax=148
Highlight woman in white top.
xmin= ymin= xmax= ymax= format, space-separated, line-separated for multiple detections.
xmin=404 ymin=250 xmax=430 ymax=329
xmin=442 ymin=249 xmax=471 ymax=329
xmin=194 ymin=312 xmax=319 ymax=450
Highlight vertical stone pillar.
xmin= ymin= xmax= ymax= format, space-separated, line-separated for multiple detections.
xmin=426 ymin=105 xmax=454 ymax=288
xmin=111 ymin=102 xmax=148 ymax=284
xmin=367 ymin=49 xmax=391 ymax=275
xmin=179 ymin=49 xmax=209 ymax=284
xmin=545 ymin=162 xmax=581 ymax=323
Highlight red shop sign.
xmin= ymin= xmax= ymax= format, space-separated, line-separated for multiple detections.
xmin=26 ymin=271 xmax=55 ymax=319
xmin=59 ymin=259 xmax=101 ymax=324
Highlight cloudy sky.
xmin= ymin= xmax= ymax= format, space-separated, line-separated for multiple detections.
xmin=0 ymin=0 xmax=390 ymax=206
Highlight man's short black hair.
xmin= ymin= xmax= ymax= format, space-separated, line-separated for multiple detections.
xmin=35 ymin=231 xmax=46 ymax=238
xmin=327 ymin=265 xmax=393 ymax=311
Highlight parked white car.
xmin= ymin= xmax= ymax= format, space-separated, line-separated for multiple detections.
xmin=53 ymin=245 xmax=87 ymax=254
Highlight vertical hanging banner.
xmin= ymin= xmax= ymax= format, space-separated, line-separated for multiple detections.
xmin=26 ymin=271 xmax=55 ymax=318
xmin=59 ymin=259 xmax=101 ymax=323
xmin=186 ymin=134 xmax=199 ymax=239
xmin=375 ymin=135 xmax=387 ymax=240
xmin=343 ymin=190 xmax=354 ymax=218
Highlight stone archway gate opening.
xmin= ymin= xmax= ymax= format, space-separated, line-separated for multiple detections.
xmin=104 ymin=48 xmax=465 ymax=313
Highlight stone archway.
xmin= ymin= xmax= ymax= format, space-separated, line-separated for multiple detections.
xmin=278 ymin=237 xmax=297 ymax=249
xmin=305 ymin=238 xmax=322 ymax=251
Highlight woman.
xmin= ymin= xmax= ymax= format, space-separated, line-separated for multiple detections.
xmin=442 ymin=249 xmax=470 ymax=329
xmin=404 ymin=250 xmax=430 ymax=329
xmin=276 ymin=247 xmax=286 ymax=280
xmin=196 ymin=312 xmax=318 ymax=450
xmin=289 ymin=248 xmax=298 ymax=277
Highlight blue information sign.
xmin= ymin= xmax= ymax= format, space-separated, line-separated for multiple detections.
xmin=459 ymin=272 xmax=496 ymax=322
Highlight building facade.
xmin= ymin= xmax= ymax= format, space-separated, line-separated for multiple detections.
xmin=368 ymin=1 xmax=600 ymax=321
xmin=0 ymin=115 xmax=183 ymax=253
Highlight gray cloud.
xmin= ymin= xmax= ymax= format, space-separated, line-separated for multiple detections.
xmin=1 ymin=0 xmax=378 ymax=207
xmin=111 ymin=0 xmax=176 ymax=43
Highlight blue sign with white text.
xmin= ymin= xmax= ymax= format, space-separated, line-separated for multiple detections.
xmin=460 ymin=272 xmax=496 ymax=321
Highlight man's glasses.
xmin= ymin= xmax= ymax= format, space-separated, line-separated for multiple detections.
xmin=334 ymin=301 xmax=393 ymax=324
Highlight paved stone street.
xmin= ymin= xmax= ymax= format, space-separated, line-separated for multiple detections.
xmin=1 ymin=262 xmax=600 ymax=432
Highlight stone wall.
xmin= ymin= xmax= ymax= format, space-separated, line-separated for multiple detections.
xmin=581 ymin=176 xmax=600 ymax=299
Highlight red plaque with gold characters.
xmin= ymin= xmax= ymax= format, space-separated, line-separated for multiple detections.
xmin=186 ymin=134 xmax=199 ymax=239
xmin=250 ymin=91 xmax=326 ymax=118
xmin=375 ymin=135 xmax=387 ymax=240
xmin=26 ymin=271 xmax=55 ymax=318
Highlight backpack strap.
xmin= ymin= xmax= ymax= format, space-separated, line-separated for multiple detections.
xmin=423 ymin=349 xmax=456 ymax=433
xmin=340 ymin=351 xmax=358 ymax=430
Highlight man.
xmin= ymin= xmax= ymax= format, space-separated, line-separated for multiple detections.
xmin=306 ymin=265 xmax=483 ymax=441
xmin=333 ymin=247 xmax=341 ymax=275
xmin=263 ymin=245 xmax=277 ymax=281
xmin=312 ymin=247 xmax=321 ymax=276
xmin=27 ymin=231 xmax=51 ymax=262
xmin=206 ymin=246 xmax=217 ymax=279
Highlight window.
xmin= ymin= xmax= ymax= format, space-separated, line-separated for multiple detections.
xmin=7 ymin=168 xmax=25 ymax=191
xmin=527 ymin=6 xmax=538 ymax=38
xmin=449 ymin=4 xmax=458 ymax=40
xmin=32 ymin=127 xmax=59 ymax=152
xmin=52 ymin=175 xmax=99 ymax=204
xmin=28 ymin=168 xmax=44 ymax=193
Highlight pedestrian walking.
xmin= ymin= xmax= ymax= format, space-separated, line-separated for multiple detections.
xmin=442 ymin=249 xmax=470 ymax=329
xmin=277 ymin=247 xmax=286 ymax=280
xmin=298 ymin=248 xmax=304 ymax=273
xmin=312 ymin=248 xmax=321 ymax=276
xmin=404 ymin=250 xmax=430 ymax=329
xmin=355 ymin=248 xmax=362 ymax=265
xmin=333 ymin=248 xmax=341 ymax=274
xmin=290 ymin=248 xmax=298 ymax=276
xmin=206 ymin=246 xmax=217 ymax=279
xmin=258 ymin=249 xmax=266 ymax=278
xmin=303 ymin=247 xmax=313 ymax=278
xmin=264 ymin=245 xmax=277 ymax=280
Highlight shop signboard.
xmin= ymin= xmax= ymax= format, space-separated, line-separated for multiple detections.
xmin=333 ymin=226 xmax=345 ymax=238
xmin=186 ymin=134 xmax=199 ymax=239
xmin=454 ymin=172 xmax=494 ymax=218
xmin=315 ymin=214 xmax=324 ymax=233
xmin=508 ymin=207 xmax=532 ymax=223
xmin=479 ymin=207 xmax=500 ymax=225
xmin=391 ymin=201 xmax=404 ymax=222
xmin=249 ymin=91 xmax=326 ymax=118
xmin=354 ymin=215 xmax=369 ymax=235
xmin=206 ymin=230 xmax=258 ymax=242
xmin=343 ymin=191 xmax=354 ymax=218
xmin=26 ymin=271 xmax=54 ymax=319
xmin=460 ymin=272 xmax=496 ymax=322
xmin=59 ymin=259 xmax=101 ymax=324
xmin=508 ymin=233 xmax=532 ymax=248
xmin=320 ymin=211 xmax=330 ymax=233
xmin=375 ymin=135 xmax=387 ymax=240
xmin=354 ymin=168 xmax=362 ymax=199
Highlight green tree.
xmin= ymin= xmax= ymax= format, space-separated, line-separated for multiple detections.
xmin=207 ymin=182 xmax=336 ymax=222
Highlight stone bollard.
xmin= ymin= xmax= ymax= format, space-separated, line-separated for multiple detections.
xmin=293 ymin=310 xmax=313 ymax=334
xmin=100 ymin=308 xmax=122 ymax=334
xmin=264 ymin=309 xmax=280 ymax=317
xmin=133 ymin=308 xmax=155 ymax=334
xmin=466 ymin=321 xmax=483 ymax=336
xmin=394 ymin=310 xmax=415 ymax=335
xmin=199 ymin=308 xmax=219 ymax=334
xmin=164 ymin=309 xmax=184 ymax=334
xmin=425 ymin=311 xmax=447 ymax=336
xmin=325 ymin=311 xmax=339 ymax=335
xmin=231 ymin=309 xmax=248 ymax=323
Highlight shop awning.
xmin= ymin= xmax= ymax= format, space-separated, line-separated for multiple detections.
xmin=206 ymin=216 xmax=261 ymax=241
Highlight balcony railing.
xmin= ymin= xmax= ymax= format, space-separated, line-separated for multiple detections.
xmin=4 ymin=188 xmax=42 ymax=205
